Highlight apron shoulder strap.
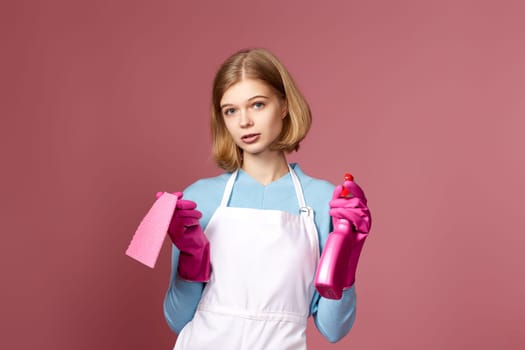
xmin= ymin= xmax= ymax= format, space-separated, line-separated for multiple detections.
xmin=288 ymin=165 xmax=314 ymax=218
xmin=288 ymin=165 xmax=306 ymax=209
xmin=220 ymin=170 xmax=239 ymax=207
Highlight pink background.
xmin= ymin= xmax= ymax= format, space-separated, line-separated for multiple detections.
xmin=2 ymin=0 xmax=524 ymax=349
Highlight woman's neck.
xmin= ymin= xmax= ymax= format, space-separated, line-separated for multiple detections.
xmin=241 ymin=152 xmax=289 ymax=186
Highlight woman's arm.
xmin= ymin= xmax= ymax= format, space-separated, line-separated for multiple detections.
xmin=299 ymin=167 xmax=360 ymax=342
xmin=163 ymin=247 xmax=205 ymax=334
xmin=162 ymin=176 xmax=226 ymax=333
xmin=311 ymin=287 xmax=357 ymax=342
xmin=310 ymin=206 xmax=358 ymax=342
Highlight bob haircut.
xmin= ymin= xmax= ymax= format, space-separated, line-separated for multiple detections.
xmin=210 ymin=48 xmax=312 ymax=172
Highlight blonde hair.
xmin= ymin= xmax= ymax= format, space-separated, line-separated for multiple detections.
xmin=210 ymin=48 xmax=312 ymax=172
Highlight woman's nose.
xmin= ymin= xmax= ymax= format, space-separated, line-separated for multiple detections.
xmin=239 ymin=110 xmax=253 ymax=127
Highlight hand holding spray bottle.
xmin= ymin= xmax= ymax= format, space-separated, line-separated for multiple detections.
xmin=314 ymin=173 xmax=371 ymax=299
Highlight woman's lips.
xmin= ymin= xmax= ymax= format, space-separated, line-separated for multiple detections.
xmin=241 ymin=133 xmax=260 ymax=144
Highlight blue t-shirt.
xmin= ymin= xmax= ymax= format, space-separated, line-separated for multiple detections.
xmin=164 ymin=163 xmax=357 ymax=343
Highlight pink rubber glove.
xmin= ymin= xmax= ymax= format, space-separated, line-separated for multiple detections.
xmin=328 ymin=180 xmax=372 ymax=288
xmin=156 ymin=192 xmax=211 ymax=282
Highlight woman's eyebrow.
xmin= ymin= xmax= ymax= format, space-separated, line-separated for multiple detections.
xmin=248 ymin=95 xmax=269 ymax=101
xmin=221 ymin=95 xmax=269 ymax=108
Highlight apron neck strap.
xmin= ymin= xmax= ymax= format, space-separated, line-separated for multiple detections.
xmin=220 ymin=169 xmax=239 ymax=207
xmin=219 ymin=165 xmax=308 ymax=210
xmin=289 ymin=165 xmax=307 ymax=209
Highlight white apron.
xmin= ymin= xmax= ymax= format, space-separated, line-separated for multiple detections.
xmin=174 ymin=166 xmax=320 ymax=350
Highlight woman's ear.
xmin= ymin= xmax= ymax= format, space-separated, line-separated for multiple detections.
xmin=281 ymin=99 xmax=288 ymax=119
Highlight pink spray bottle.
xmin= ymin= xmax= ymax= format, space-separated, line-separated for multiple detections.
xmin=314 ymin=173 xmax=355 ymax=300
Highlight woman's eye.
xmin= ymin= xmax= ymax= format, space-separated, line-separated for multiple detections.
xmin=223 ymin=108 xmax=236 ymax=116
xmin=253 ymin=102 xmax=265 ymax=109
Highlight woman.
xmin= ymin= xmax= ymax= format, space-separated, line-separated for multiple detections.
xmin=162 ymin=48 xmax=371 ymax=349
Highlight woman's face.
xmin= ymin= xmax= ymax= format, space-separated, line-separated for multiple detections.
xmin=220 ymin=78 xmax=287 ymax=157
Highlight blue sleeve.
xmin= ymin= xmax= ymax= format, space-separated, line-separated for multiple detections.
xmin=311 ymin=287 xmax=357 ymax=343
xmin=299 ymin=170 xmax=358 ymax=343
xmin=163 ymin=247 xmax=205 ymax=333
xmin=163 ymin=176 xmax=226 ymax=334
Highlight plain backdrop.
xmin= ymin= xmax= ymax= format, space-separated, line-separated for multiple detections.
xmin=1 ymin=0 xmax=524 ymax=349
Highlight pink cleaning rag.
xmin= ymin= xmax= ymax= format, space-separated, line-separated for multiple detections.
xmin=125 ymin=192 xmax=178 ymax=268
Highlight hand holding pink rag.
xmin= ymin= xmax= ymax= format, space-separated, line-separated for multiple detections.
xmin=156 ymin=192 xmax=211 ymax=282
